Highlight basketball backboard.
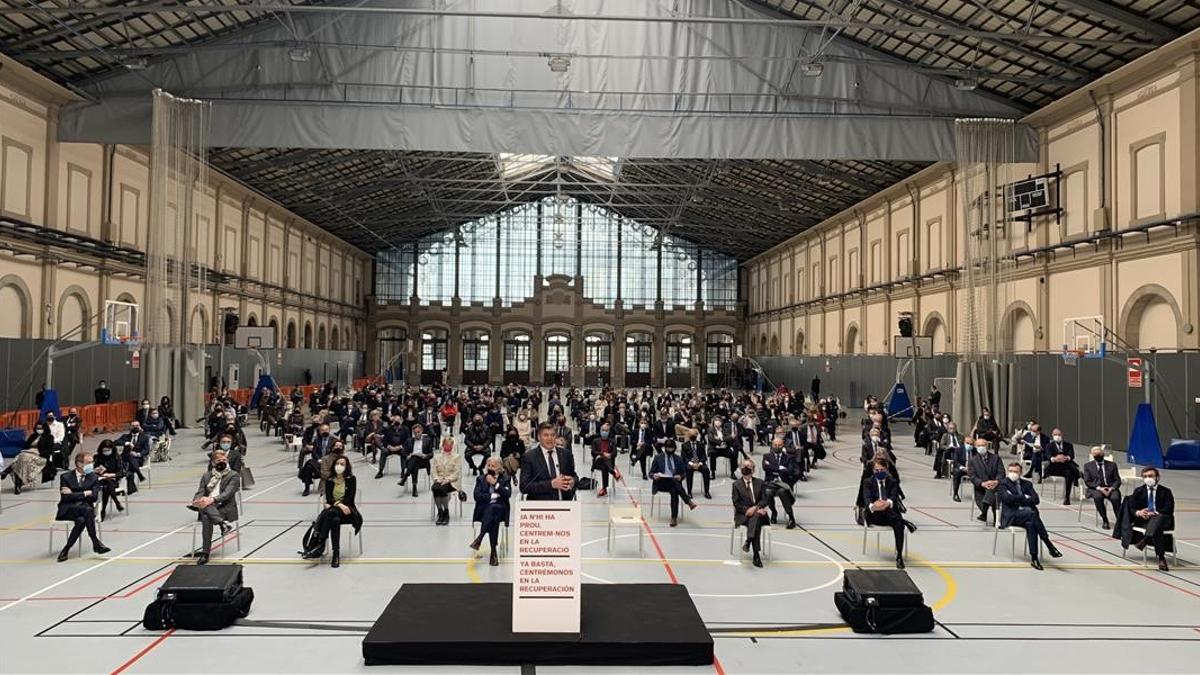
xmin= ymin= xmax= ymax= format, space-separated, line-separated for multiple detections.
xmin=101 ymin=300 xmax=140 ymax=347
xmin=1062 ymin=316 xmax=1105 ymax=354
xmin=234 ymin=326 xmax=277 ymax=350
xmin=893 ymin=336 xmax=933 ymax=359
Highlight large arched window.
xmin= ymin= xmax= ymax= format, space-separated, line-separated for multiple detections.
xmin=584 ymin=332 xmax=612 ymax=387
xmin=705 ymin=333 xmax=734 ymax=386
xmin=303 ymin=321 xmax=313 ymax=349
xmin=462 ymin=329 xmax=490 ymax=385
xmin=286 ymin=320 xmax=297 ymax=349
xmin=421 ymin=328 xmax=448 ymax=384
xmin=503 ymin=330 xmax=531 ymax=385
xmin=625 ymin=331 xmax=653 ymax=388
xmin=665 ymin=332 xmax=693 ymax=388
xmin=317 ymin=324 xmax=327 ymax=350
xmin=544 ymin=332 xmax=571 ymax=386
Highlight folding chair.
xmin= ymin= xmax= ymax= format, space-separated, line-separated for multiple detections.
xmin=48 ymin=520 xmax=104 ymax=558
xmin=730 ymin=523 xmax=772 ymax=561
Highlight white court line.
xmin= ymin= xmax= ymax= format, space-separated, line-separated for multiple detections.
xmin=0 ymin=523 xmax=190 ymax=613
xmin=0 ymin=474 xmax=296 ymax=614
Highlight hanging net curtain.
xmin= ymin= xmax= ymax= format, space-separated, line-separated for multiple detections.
xmin=145 ymin=88 xmax=211 ymax=347
xmin=953 ymin=118 xmax=1017 ymax=434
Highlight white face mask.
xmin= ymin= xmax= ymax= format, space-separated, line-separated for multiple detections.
xmin=1143 ymin=476 xmax=1157 ymax=487
xmin=334 ymin=464 xmax=346 ymax=475
xmin=975 ymin=446 xmax=988 ymax=454
xmin=1052 ymin=435 xmax=1063 ymax=443
xmin=1007 ymin=471 xmax=1021 ymax=481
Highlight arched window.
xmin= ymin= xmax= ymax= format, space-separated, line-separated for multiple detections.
xmin=317 ymin=324 xmax=327 ymax=349
xmin=331 ymin=326 xmax=340 ymax=351
xmin=286 ymin=320 xmax=297 ymax=349
xmin=665 ymin=332 xmax=693 ymax=387
xmin=462 ymin=329 xmax=490 ymax=384
xmin=421 ymin=328 xmax=449 ymax=384
xmin=0 ymin=276 xmax=32 ymax=339
xmin=625 ymin=331 xmax=653 ymax=388
xmin=247 ymin=315 xmax=258 ymax=327
xmin=584 ymin=332 xmax=612 ymax=387
xmin=377 ymin=327 xmax=406 ymax=379
xmin=545 ymin=332 xmax=571 ymax=386
xmin=705 ymin=333 xmax=734 ymax=386
xmin=503 ymin=330 xmax=531 ymax=385
xmin=303 ymin=322 xmax=313 ymax=349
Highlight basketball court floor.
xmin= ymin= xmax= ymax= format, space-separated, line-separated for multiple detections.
xmin=1 ymin=402 xmax=1198 ymax=674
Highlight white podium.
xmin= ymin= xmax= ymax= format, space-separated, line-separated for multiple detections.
xmin=512 ymin=500 xmax=582 ymax=633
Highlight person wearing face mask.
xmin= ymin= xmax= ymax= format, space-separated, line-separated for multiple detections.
xmin=1043 ymin=427 xmax=1081 ymax=504
xmin=860 ymin=429 xmax=896 ymax=468
xmin=1 ymin=424 xmax=49 ymax=494
xmin=431 ymin=437 xmax=464 ymax=525
xmin=591 ymin=423 xmax=623 ymax=497
xmin=135 ymin=400 xmax=154 ymax=426
xmin=681 ymin=431 xmax=711 ymax=500
xmin=760 ymin=438 xmax=799 ymax=529
xmin=44 ymin=412 xmax=67 ymax=465
xmin=1124 ymin=468 xmax=1175 ymax=571
xmin=707 ymin=418 xmax=739 ymax=479
xmin=732 ymin=459 xmax=770 ymax=568
xmin=470 ymin=456 xmax=511 ymax=567
xmin=190 ymin=449 xmax=240 ymax=565
xmin=94 ymin=439 xmax=126 ymax=520
xmin=967 ymin=439 xmax=1004 ymax=523
xmin=116 ymin=422 xmax=150 ymax=490
xmin=375 ymin=416 xmax=410 ymax=479
xmin=63 ymin=408 xmax=82 ymax=454
xmin=300 ymin=423 xmax=333 ymax=495
xmin=971 ymin=407 xmax=1001 ymax=450
xmin=861 ymin=460 xmax=918 ymax=569
xmin=998 ymin=462 xmax=1062 ymax=570
xmin=499 ymin=426 xmax=526 ymax=482
xmin=317 ymin=441 xmax=348 ymax=494
xmin=1082 ymin=446 xmax=1121 ymax=529
xmin=650 ymin=440 xmax=698 ymax=527
xmin=940 ymin=424 xmax=969 ymax=501
xmin=303 ymin=454 xmax=361 ymax=567
xmin=934 ymin=417 xmax=959 ymax=479
xmin=55 ymin=452 xmax=111 ymax=562
xmin=94 ymin=379 xmax=111 ymax=404
xmin=1020 ymin=422 xmax=1051 ymax=482
xmin=463 ymin=415 xmax=493 ymax=476
xmin=400 ymin=424 xmax=435 ymax=497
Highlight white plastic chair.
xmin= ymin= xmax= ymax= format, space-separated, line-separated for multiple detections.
xmin=607 ymin=504 xmax=645 ymax=557
xmin=1123 ymin=526 xmax=1178 ymax=566
xmin=730 ymin=522 xmax=772 ymax=561
xmin=48 ymin=520 xmax=104 ymax=558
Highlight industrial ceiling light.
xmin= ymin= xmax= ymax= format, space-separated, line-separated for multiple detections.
xmin=288 ymin=47 xmax=312 ymax=63
xmin=953 ymin=73 xmax=979 ymax=91
xmin=124 ymin=56 xmax=148 ymax=71
xmin=800 ymin=62 xmax=824 ymax=77
xmin=547 ymin=54 xmax=571 ymax=73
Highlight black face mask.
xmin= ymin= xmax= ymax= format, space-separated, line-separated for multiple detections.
xmin=214 ymin=461 xmax=228 ymax=471
xmin=741 ymin=466 xmax=753 ymax=476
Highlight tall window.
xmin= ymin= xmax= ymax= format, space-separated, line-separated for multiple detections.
xmin=541 ymin=199 xmax=577 ymax=277
xmin=580 ymin=205 xmax=619 ymax=307
xmin=584 ymin=332 xmax=612 ymax=386
xmin=701 ymin=252 xmax=738 ymax=310
xmin=621 ymin=224 xmax=658 ymax=307
xmin=625 ymin=332 xmax=652 ymax=373
xmin=661 ymin=235 xmax=699 ymax=307
xmin=416 ymin=232 xmax=455 ymax=305
xmin=462 ymin=329 xmax=490 ymax=373
xmin=459 ymin=217 xmax=499 ymax=304
xmin=421 ymin=328 xmax=448 ymax=372
xmin=498 ymin=205 xmax=538 ymax=305
xmin=376 ymin=247 xmax=415 ymax=302
xmin=377 ymin=327 xmax=407 ymax=376
xmin=545 ymin=333 xmax=571 ymax=384
xmin=705 ymin=333 xmax=734 ymax=375
xmin=665 ymin=333 xmax=692 ymax=373
xmin=503 ymin=331 xmax=531 ymax=372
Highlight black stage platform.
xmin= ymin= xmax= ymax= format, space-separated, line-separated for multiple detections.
xmin=362 ymin=583 xmax=713 ymax=666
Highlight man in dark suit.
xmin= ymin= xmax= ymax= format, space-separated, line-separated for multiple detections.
xmin=189 ymin=448 xmax=240 ymax=565
xmin=681 ymin=431 xmax=711 ymax=499
xmin=463 ymin=414 xmax=493 ymax=475
xmin=1044 ymin=427 xmax=1081 ymax=504
xmin=998 ymin=462 xmax=1063 ymax=570
xmin=400 ymin=424 xmax=435 ymax=497
xmin=707 ymin=418 xmax=739 ymax=478
xmin=861 ymin=459 xmax=917 ymax=569
xmin=860 ymin=429 xmax=896 ymax=467
xmin=94 ymin=380 xmax=111 ymax=404
xmin=782 ymin=419 xmax=809 ymax=476
xmin=55 ymin=452 xmax=111 ymax=562
xmin=302 ymin=422 xmax=334 ymax=496
xmin=733 ymin=459 xmax=770 ymax=568
xmin=1082 ymin=445 xmax=1121 ymax=529
xmin=650 ymin=440 xmax=697 ymax=526
xmin=1128 ymin=467 xmax=1175 ymax=571
xmin=1021 ymin=423 xmax=1050 ymax=481
xmin=968 ymin=439 xmax=1004 ymax=523
xmin=519 ymin=423 xmax=577 ymax=501
xmin=760 ymin=438 xmax=799 ymax=529
xmin=419 ymin=404 xmax=441 ymax=439
xmin=631 ymin=419 xmax=657 ymax=480
xmin=942 ymin=423 xmax=969 ymax=501
xmin=375 ymin=417 xmax=410 ymax=479
xmin=580 ymin=414 xmax=601 ymax=448
xmin=936 ymin=421 xmax=964 ymax=480
xmin=117 ymin=422 xmax=150 ymax=486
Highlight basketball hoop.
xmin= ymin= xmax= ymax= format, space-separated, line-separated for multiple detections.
xmin=1060 ymin=349 xmax=1083 ymax=366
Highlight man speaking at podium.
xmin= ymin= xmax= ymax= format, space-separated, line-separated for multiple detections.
xmin=519 ymin=423 xmax=577 ymax=501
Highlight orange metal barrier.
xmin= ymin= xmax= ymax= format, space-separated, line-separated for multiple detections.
xmin=0 ymin=400 xmax=142 ymax=436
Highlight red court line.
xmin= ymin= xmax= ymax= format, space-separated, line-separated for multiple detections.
xmin=0 ymin=567 xmax=176 ymax=603
xmin=110 ymin=628 xmax=175 ymax=675
xmin=1052 ymin=540 xmax=1200 ymax=600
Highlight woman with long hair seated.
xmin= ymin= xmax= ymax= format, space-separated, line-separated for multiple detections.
xmin=469 ymin=456 xmax=511 ymax=566
xmin=302 ymin=454 xmax=361 ymax=567
xmin=431 ymin=436 xmax=463 ymax=525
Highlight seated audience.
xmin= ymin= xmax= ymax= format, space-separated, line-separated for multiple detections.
xmin=189 ymin=448 xmax=240 ymax=565
xmin=650 ymin=440 xmax=697 ymax=527
xmin=861 ymin=459 xmax=917 ymax=569
xmin=400 ymin=423 xmax=435 ymax=496
xmin=997 ymin=462 xmax=1063 ymax=570
xmin=470 ymin=456 xmax=512 ymax=566
xmin=733 ymin=458 xmax=770 ymax=568
xmin=1082 ymin=446 xmax=1121 ymax=529
xmin=302 ymin=454 xmax=361 ymax=567
xmin=94 ymin=439 xmax=125 ymax=520
xmin=431 ymin=437 xmax=463 ymax=525
xmin=591 ymin=423 xmax=622 ymax=497
xmin=1043 ymin=427 xmax=1081 ymax=504
xmin=760 ymin=437 xmax=799 ymax=528
xmin=968 ymin=437 xmax=1004 ymax=523
xmin=681 ymin=430 xmax=711 ymax=499
xmin=55 ymin=452 xmax=111 ymax=562
xmin=1 ymin=428 xmax=49 ymax=494
xmin=1126 ymin=467 xmax=1175 ymax=571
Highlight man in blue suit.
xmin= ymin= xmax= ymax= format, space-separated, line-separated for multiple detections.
xmin=860 ymin=459 xmax=916 ymax=569
xmin=998 ymin=462 xmax=1063 ymax=570
xmin=519 ymin=423 xmax=577 ymax=501
xmin=650 ymin=440 xmax=696 ymax=526
xmin=1020 ymin=423 xmax=1051 ymax=481
xmin=55 ymin=452 xmax=111 ymax=562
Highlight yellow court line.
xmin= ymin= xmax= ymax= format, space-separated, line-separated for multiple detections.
xmin=0 ymin=512 xmax=53 ymax=538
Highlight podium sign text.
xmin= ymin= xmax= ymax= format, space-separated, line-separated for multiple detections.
xmin=511 ymin=500 xmax=581 ymax=633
